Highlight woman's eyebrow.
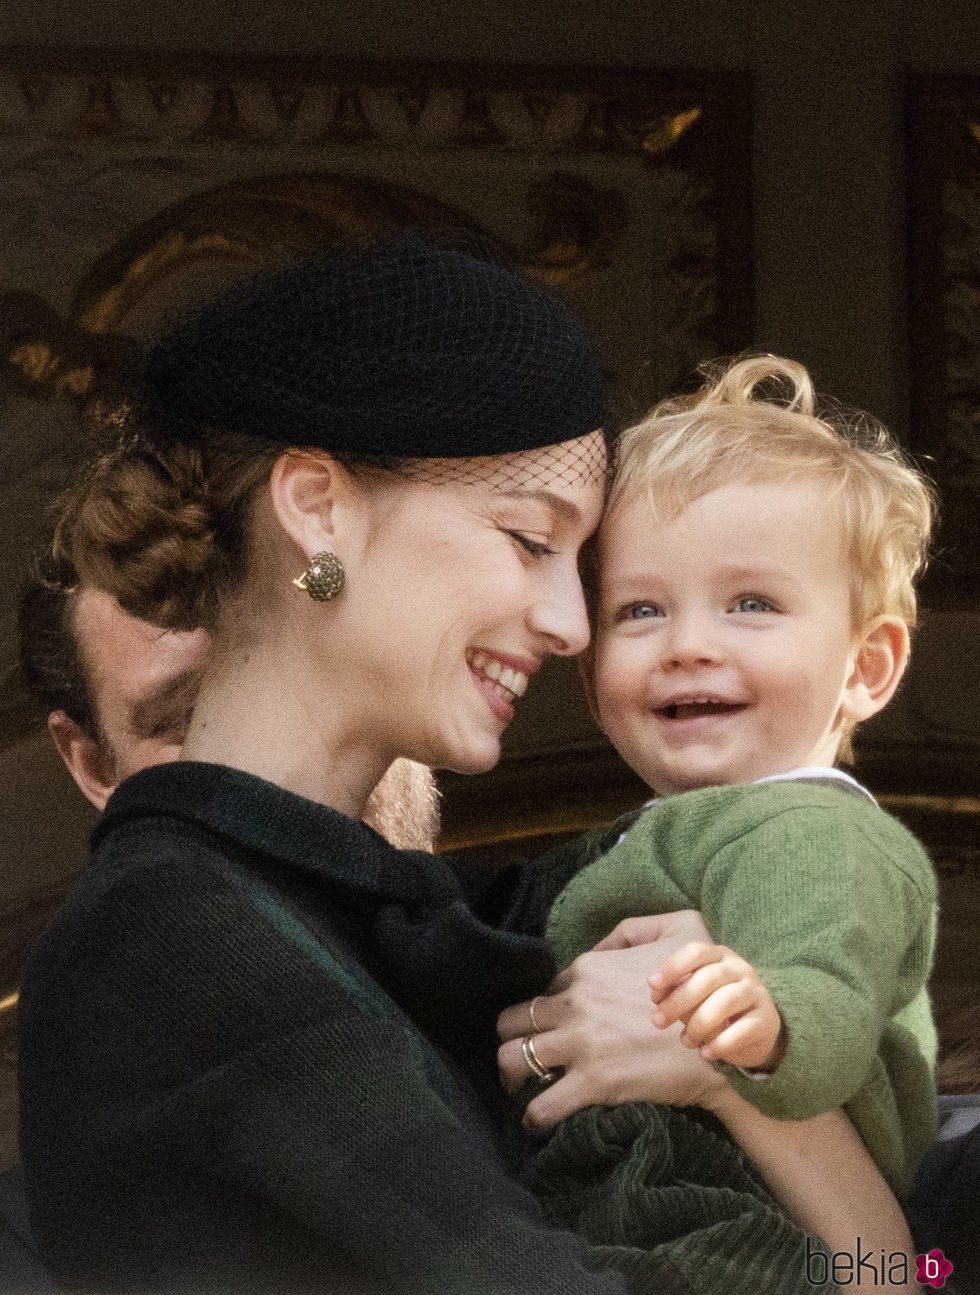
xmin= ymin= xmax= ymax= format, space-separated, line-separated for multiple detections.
xmin=495 ymin=488 xmax=582 ymax=524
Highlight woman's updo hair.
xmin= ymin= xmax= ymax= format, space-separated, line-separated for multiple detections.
xmin=59 ymin=231 xmax=608 ymax=630
xmin=55 ymin=432 xmax=281 ymax=631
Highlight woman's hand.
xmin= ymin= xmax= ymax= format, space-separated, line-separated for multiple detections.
xmin=497 ymin=910 xmax=725 ymax=1132
xmin=588 ymin=910 xmax=713 ymax=952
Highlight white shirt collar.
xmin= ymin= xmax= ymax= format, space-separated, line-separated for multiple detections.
xmin=639 ymin=765 xmax=878 ymax=812
xmin=754 ymin=766 xmax=878 ymax=805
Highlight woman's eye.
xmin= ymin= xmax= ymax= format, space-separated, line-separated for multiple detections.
xmin=732 ymin=595 xmax=776 ymax=614
xmin=507 ymin=531 xmax=554 ymax=558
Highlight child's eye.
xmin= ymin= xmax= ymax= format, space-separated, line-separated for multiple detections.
xmin=506 ymin=530 xmax=554 ymax=558
xmin=618 ymin=602 xmax=664 ymax=621
xmin=732 ymin=595 xmax=777 ymax=614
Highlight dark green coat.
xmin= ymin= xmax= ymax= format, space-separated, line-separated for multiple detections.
xmin=18 ymin=763 xmax=827 ymax=1294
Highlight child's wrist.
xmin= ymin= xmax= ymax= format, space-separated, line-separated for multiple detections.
xmin=757 ymin=1018 xmax=787 ymax=1074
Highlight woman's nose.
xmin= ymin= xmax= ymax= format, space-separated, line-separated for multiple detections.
xmin=529 ymin=570 xmax=592 ymax=658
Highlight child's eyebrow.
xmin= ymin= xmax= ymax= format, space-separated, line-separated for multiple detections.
xmin=597 ymin=564 xmax=806 ymax=597
xmin=716 ymin=563 xmax=802 ymax=586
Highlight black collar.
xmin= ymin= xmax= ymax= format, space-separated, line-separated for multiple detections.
xmin=97 ymin=760 xmax=448 ymax=908
xmin=96 ymin=762 xmax=555 ymax=1093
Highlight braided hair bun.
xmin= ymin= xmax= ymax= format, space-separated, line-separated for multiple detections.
xmin=58 ymin=435 xmax=276 ymax=631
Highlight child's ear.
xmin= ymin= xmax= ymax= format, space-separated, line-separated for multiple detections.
xmin=840 ymin=615 xmax=910 ymax=725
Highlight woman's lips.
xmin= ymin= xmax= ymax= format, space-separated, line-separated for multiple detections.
xmin=467 ymin=650 xmax=535 ymax=723
xmin=468 ymin=650 xmax=531 ymax=697
xmin=470 ymin=669 xmax=516 ymax=722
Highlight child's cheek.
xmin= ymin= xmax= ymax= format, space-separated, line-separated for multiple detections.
xmin=578 ymin=633 xmax=606 ymax=724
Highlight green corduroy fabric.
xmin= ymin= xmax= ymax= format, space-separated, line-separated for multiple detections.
xmin=523 ymin=1102 xmax=833 ymax=1295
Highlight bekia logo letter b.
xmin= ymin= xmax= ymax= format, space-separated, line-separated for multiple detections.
xmin=915 ymin=1249 xmax=954 ymax=1289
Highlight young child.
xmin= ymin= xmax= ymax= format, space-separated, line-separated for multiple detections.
xmin=546 ymin=353 xmax=938 ymax=1199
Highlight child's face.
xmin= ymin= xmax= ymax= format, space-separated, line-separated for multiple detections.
xmin=593 ymin=479 xmax=867 ymax=796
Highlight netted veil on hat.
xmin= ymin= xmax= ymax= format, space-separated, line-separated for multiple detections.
xmin=143 ymin=232 xmax=608 ymax=471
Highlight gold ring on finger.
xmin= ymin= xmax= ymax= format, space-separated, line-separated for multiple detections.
xmin=528 ymin=996 xmax=543 ymax=1034
xmin=521 ymin=1034 xmax=558 ymax=1085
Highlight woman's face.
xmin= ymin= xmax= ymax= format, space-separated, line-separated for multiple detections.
xmin=346 ymin=432 xmax=607 ymax=775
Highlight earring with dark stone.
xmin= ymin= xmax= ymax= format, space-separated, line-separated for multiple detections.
xmin=292 ymin=551 xmax=345 ymax=602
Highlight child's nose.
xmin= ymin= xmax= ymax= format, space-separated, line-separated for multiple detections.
xmin=660 ymin=612 xmax=724 ymax=669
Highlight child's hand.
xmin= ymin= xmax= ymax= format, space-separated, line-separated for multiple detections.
xmin=649 ymin=940 xmax=785 ymax=1072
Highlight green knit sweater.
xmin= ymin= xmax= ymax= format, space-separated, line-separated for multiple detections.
xmin=546 ymin=779 xmax=938 ymax=1197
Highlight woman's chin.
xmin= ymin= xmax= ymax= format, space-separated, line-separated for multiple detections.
xmin=439 ymin=738 xmax=502 ymax=777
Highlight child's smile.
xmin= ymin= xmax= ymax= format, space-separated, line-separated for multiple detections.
xmin=655 ymin=694 xmax=749 ymax=722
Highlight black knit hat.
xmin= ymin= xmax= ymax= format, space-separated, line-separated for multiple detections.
xmin=144 ymin=232 xmax=606 ymax=459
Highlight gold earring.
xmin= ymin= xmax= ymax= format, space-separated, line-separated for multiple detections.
xmin=292 ymin=551 xmax=345 ymax=602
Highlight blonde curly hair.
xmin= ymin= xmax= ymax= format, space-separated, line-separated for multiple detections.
xmin=608 ymin=354 xmax=935 ymax=630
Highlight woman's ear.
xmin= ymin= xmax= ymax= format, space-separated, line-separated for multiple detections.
xmin=839 ymin=615 xmax=911 ymax=726
xmin=267 ymin=450 xmax=350 ymax=559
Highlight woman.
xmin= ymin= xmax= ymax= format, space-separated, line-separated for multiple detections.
xmin=18 ymin=233 xmax=912 ymax=1293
